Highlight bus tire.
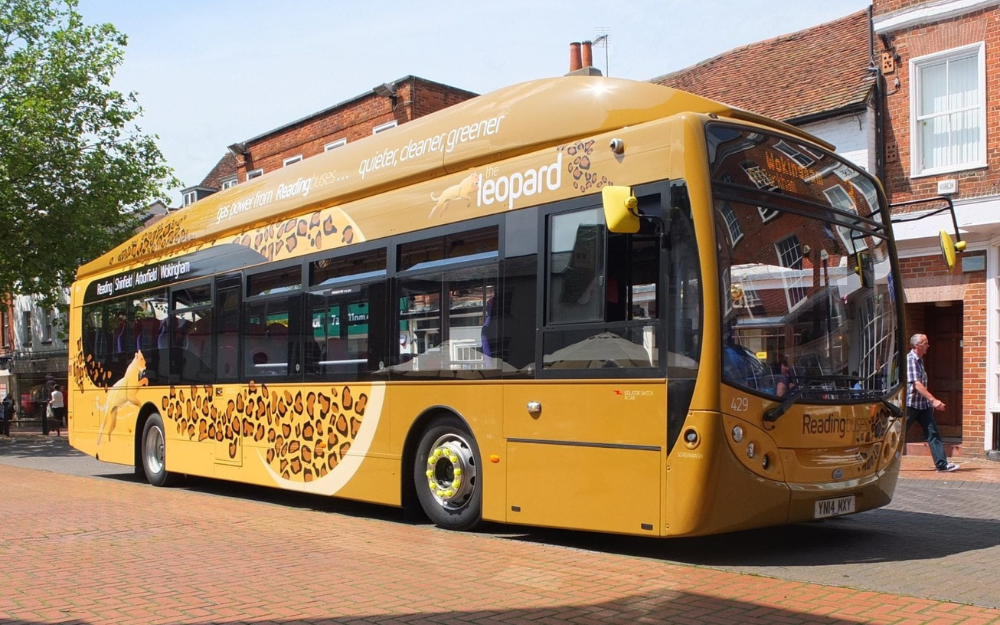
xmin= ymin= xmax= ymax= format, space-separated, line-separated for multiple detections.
xmin=414 ymin=417 xmax=482 ymax=531
xmin=141 ymin=413 xmax=176 ymax=487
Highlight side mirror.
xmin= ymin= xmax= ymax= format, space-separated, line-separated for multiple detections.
xmin=602 ymin=186 xmax=640 ymax=234
xmin=939 ymin=230 xmax=967 ymax=271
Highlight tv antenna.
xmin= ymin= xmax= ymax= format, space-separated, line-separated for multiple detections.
xmin=592 ymin=28 xmax=610 ymax=76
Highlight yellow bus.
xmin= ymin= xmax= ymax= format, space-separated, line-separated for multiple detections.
xmin=69 ymin=76 xmax=909 ymax=537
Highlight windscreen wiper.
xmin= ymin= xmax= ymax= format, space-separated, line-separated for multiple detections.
xmin=763 ymin=382 xmax=807 ymax=423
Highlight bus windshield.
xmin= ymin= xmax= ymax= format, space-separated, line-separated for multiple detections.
xmin=707 ymin=124 xmax=900 ymax=402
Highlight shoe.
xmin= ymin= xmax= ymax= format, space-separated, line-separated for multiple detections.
xmin=936 ymin=463 xmax=960 ymax=472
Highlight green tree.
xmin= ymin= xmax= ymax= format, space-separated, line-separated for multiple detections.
xmin=0 ymin=0 xmax=177 ymax=307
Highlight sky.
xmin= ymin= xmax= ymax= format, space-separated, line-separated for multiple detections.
xmin=76 ymin=0 xmax=872 ymax=206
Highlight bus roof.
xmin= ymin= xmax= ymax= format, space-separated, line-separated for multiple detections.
xmin=78 ymin=76 xmax=832 ymax=279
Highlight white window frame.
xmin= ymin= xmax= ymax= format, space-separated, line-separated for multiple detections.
xmin=283 ymin=154 xmax=303 ymax=167
xmin=246 ymin=168 xmax=263 ymax=180
xmin=909 ymin=42 xmax=986 ymax=177
xmin=372 ymin=120 xmax=398 ymax=134
xmin=324 ymin=138 xmax=347 ymax=151
xmin=720 ymin=201 xmax=744 ymax=245
xmin=182 ymin=191 xmax=197 ymax=207
xmin=220 ymin=177 xmax=237 ymax=190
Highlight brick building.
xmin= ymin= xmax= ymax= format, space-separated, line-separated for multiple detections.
xmin=179 ymin=76 xmax=477 ymax=207
xmin=874 ymin=0 xmax=1000 ymax=459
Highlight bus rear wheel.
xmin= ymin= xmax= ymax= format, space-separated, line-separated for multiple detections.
xmin=414 ymin=417 xmax=482 ymax=531
xmin=141 ymin=413 xmax=177 ymax=487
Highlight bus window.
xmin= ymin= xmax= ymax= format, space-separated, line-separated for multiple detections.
xmin=394 ymin=266 xmax=499 ymax=379
xmin=171 ymin=283 xmax=213 ymax=384
xmin=244 ymin=266 xmax=303 ymax=379
xmin=547 ymin=208 xmax=605 ymax=324
xmin=541 ymin=204 xmax=664 ymax=373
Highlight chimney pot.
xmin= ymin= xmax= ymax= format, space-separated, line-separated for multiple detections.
xmin=582 ymin=41 xmax=593 ymax=68
xmin=569 ymin=42 xmax=582 ymax=72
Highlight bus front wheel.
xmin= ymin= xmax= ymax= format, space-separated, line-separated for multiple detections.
xmin=141 ymin=413 xmax=176 ymax=487
xmin=414 ymin=417 xmax=482 ymax=531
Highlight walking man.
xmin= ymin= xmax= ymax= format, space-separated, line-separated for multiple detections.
xmin=906 ymin=333 xmax=959 ymax=472
xmin=1 ymin=393 xmax=13 ymax=437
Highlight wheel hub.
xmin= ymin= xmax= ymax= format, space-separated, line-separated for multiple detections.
xmin=425 ymin=436 xmax=476 ymax=508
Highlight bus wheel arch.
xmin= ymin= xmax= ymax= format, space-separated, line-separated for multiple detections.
xmin=404 ymin=408 xmax=482 ymax=531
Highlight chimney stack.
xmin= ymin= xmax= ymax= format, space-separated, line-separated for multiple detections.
xmin=581 ymin=41 xmax=593 ymax=68
xmin=569 ymin=42 xmax=582 ymax=72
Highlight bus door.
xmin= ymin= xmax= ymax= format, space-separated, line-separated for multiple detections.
xmin=214 ymin=274 xmax=243 ymax=467
xmin=504 ymin=202 xmax=668 ymax=536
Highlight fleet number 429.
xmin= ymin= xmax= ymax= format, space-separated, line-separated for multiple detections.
xmin=731 ymin=397 xmax=749 ymax=412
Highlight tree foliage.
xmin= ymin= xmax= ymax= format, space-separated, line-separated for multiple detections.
xmin=0 ymin=0 xmax=177 ymax=307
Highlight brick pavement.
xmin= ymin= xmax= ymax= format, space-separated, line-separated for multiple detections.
xmin=2 ymin=454 xmax=1000 ymax=625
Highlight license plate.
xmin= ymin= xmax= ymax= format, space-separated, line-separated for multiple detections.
xmin=814 ymin=495 xmax=856 ymax=519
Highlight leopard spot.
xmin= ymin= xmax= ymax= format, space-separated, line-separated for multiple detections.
xmin=285 ymin=235 xmax=297 ymax=253
xmin=306 ymin=393 xmax=316 ymax=417
xmin=339 ymin=442 xmax=351 ymax=457
xmin=318 ymin=393 xmax=330 ymax=415
xmin=288 ymin=440 xmax=300 ymax=454
xmin=294 ymin=391 xmax=303 ymax=413
xmin=310 ymin=212 xmax=321 ymax=228
xmin=198 ymin=420 xmax=209 ymax=442
xmin=355 ymin=393 xmax=367 ymax=416
xmin=267 ymin=448 xmax=275 ymax=463
xmin=236 ymin=394 xmax=245 ymax=411
xmin=350 ymin=417 xmax=361 ymax=438
xmin=336 ymin=414 xmax=349 ymax=436
xmin=323 ymin=215 xmax=337 ymax=235
xmin=327 ymin=454 xmax=339 ymax=469
xmin=342 ymin=225 xmax=354 ymax=244
xmin=280 ymin=458 xmax=288 ymax=473
xmin=282 ymin=423 xmax=292 ymax=438
xmin=161 ymin=397 xmax=169 ymax=410
xmin=227 ymin=400 xmax=235 ymax=418
xmin=303 ymin=422 xmax=315 ymax=440
xmin=301 ymin=445 xmax=312 ymax=463
xmin=342 ymin=387 xmax=353 ymax=411
xmin=229 ymin=442 xmax=238 ymax=458
xmin=303 ymin=468 xmax=314 ymax=482
xmin=297 ymin=219 xmax=308 ymax=236
xmin=248 ymin=381 xmax=257 ymax=395
xmin=283 ymin=390 xmax=293 ymax=404
xmin=255 ymin=424 xmax=265 ymax=442
xmin=290 ymin=458 xmax=302 ymax=474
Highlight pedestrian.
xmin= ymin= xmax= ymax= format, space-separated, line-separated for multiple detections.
xmin=50 ymin=384 xmax=65 ymax=437
xmin=1 ymin=393 xmax=13 ymax=437
xmin=906 ymin=333 xmax=959 ymax=472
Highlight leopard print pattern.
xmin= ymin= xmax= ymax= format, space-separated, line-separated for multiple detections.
xmin=559 ymin=140 xmax=612 ymax=194
xmin=74 ymin=338 xmax=111 ymax=391
xmin=114 ymin=218 xmax=194 ymax=265
xmin=229 ymin=207 xmax=357 ymax=263
xmin=858 ymin=443 xmax=882 ymax=473
xmin=160 ymin=382 xmax=367 ymax=482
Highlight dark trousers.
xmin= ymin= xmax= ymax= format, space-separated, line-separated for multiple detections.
xmin=1 ymin=416 xmax=8 ymax=436
xmin=906 ymin=405 xmax=949 ymax=469
xmin=53 ymin=407 xmax=65 ymax=432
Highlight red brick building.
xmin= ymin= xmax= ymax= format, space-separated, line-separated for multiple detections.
xmin=874 ymin=0 xmax=1000 ymax=460
xmin=179 ymin=76 xmax=477 ymax=207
